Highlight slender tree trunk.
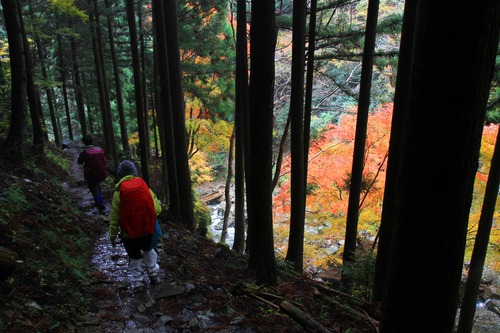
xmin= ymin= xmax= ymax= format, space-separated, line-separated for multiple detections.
xmin=138 ymin=2 xmax=150 ymax=157
xmin=57 ymin=33 xmax=73 ymax=141
xmin=151 ymin=0 xmax=180 ymax=217
xmin=36 ymin=42 xmax=60 ymax=146
xmin=18 ymin=0 xmax=43 ymax=148
xmin=372 ymin=0 xmax=416 ymax=303
xmin=88 ymin=0 xmax=112 ymax=156
xmin=246 ymin=0 xmax=277 ymax=285
xmin=380 ymin=1 xmax=500 ymax=331
xmin=1 ymin=0 xmax=27 ymax=157
xmin=286 ymin=0 xmax=307 ymax=272
xmin=457 ymin=127 xmax=500 ymax=332
xmin=232 ymin=0 xmax=249 ymax=254
xmin=303 ymin=0 xmax=317 ymax=207
xmin=104 ymin=0 xmax=129 ymax=153
xmin=70 ymin=35 xmax=87 ymax=138
xmin=221 ymin=130 xmax=235 ymax=244
xmin=341 ymin=0 xmax=380 ymax=292
xmin=272 ymin=114 xmax=290 ymax=190
xmin=125 ymin=0 xmax=150 ymax=184
xmin=92 ymin=0 xmax=118 ymax=169
xmin=164 ymin=0 xmax=195 ymax=230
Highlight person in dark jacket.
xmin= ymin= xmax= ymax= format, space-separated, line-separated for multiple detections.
xmin=77 ymin=135 xmax=107 ymax=213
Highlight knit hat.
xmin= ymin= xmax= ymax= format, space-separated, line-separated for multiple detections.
xmin=117 ymin=160 xmax=138 ymax=179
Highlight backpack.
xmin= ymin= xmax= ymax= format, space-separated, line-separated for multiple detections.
xmin=119 ymin=177 xmax=157 ymax=238
xmin=84 ymin=147 xmax=108 ymax=182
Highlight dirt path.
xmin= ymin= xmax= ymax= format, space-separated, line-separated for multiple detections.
xmin=63 ymin=145 xmax=251 ymax=332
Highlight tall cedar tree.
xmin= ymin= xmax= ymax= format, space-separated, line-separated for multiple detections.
xmin=151 ymin=0 xmax=181 ymax=217
xmin=104 ymin=0 xmax=129 ymax=153
xmin=457 ymin=127 xmax=500 ymax=332
xmin=125 ymin=0 xmax=150 ymax=185
xmin=56 ymin=30 xmax=73 ymax=141
xmin=341 ymin=0 xmax=379 ymax=291
xmin=70 ymin=33 xmax=88 ymax=138
xmin=87 ymin=0 xmax=118 ymax=169
xmin=286 ymin=0 xmax=307 ymax=272
xmin=380 ymin=1 xmax=500 ymax=332
xmin=372 ymin=0 xmax=416 ymax=302
xmin=232 ymin=0 xmax=249 ymax=254
xmin=20 ymin=0 xmax=44 ymax=148
xmin=246 ymin=0 xmax=277 ymax=284
xmin=1 ymin=0 xmax=27 ymax=158
xmin=164 ymin=0 xmax=195 ymax=230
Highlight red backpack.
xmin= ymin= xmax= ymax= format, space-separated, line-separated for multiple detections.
xmin=84 ymin=147 xmax=108 ymax=182
xmin=119 ymin=177 xmax=157 ymax=238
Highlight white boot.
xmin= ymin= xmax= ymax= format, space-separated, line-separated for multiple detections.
xmin=143 ymin=249 xmax=160 ymax=282
xmin=128 ymin=259 xmax=145 ymax=289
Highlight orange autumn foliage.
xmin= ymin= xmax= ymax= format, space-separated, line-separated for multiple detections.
xmin=273 ymin=106 xmax=499 ymax=271
xmin=273 ymin=104 xmax=393 ymax=268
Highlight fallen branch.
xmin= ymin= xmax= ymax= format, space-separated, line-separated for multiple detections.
xmin=320 ymin=294 xmax=379 ymax=327
xmin=279 ymin=300 xmax=332 ymax=333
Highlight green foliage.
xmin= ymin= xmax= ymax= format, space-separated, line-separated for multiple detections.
xmin=179 ymin=0 xmax=236 ymax=120
xmin=193 ymin=194 xmax=212 ymax=235
xmin=49 ymin=0 xmax=88 ymax=21
xmin=0 ymin=184 xmax=29 ymax=222
xmin=340 ymin=248 xmax=376 ymax=301
xmin=45 ymin=148 xmax=71 ymax=174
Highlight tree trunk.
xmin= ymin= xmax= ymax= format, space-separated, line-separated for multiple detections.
xmin=285 ymin=0 xmax=307 ymax=272
xmin=36 ymin=42 xmax=60 ymax=146
xmin=70 ymin=35 xmax=87 ymax=138
xmin=232 ymin=0 xmax=249 ymax=254
xmin=1 ymin=0 xmax=27 ymax=158
xmin=151 ymin=0 xmax=180 ymax=218
xmin=457 ymin=126 xmax=500 ymax=333
xmin=372 ymin=0 xmax=416 ymax=303
xmin=380 ymin=1 xmax=500 ymax=332
xmin=56 ymin=33 xmax=73 ymax=141
xmin=164 ymin=0 xmax=195 ymax=230
xmin=341 ymin=0 xmax=380 ymax=292
xmin=221 ymin=130 xmax=235 ymax=244
xmin=246 ymin=0 xmax=277 ymax=285
xmin=125 ymin=0 xmax=150 ymax=185
xmin=19 ymin=0 xmax=44 ymax=149
xmin=104 ymin=0 xmax=129 ymax=153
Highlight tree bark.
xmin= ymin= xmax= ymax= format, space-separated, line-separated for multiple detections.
xmin=372 ymin=0 xmax=416 ymax=303
xmin=286 ymin=0 xmax=307 ymax=272
xmin=104 ymin=0 xmax=129 ymax=153
xmin=151 ymin=0 xmax=180 ymax=218
xmin=125 ymin=0 xmax=150 ymax=185
xmin=457 ymin=126 xmax=500 ymax=332
xmin=232 ymin=0 xmax=249 ymax=254
xmin=380 ymin=1 xmax=500 ymax=331
xmin=341 ymin=0 xmax=380 ymax=292
xmin=164 ymin=0 xmax=195 ymax=230
xmin=246 ymin=0 xmax=277 ymax=285
xmin=1 ymin=0 xmax=27 ymax=158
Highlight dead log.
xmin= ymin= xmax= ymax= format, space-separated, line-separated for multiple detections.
xmin=0 ymin=246 xmax=18 ymax=281
xmin=279 ymin=300 xmax=332 ymax=333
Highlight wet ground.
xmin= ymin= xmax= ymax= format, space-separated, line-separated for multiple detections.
xmin=62 ymin=146 xmax=257 ymax=332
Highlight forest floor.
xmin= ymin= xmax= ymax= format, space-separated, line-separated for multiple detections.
xmin=0 ymin=142 xmax=499 ymax=332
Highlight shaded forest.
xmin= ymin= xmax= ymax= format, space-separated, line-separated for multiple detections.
xmin=0 ymin=0 xmax=499 ymax=332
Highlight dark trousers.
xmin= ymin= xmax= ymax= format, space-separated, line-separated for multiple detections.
xmin=123 ymin=234 xmax=154 ymax=260
xmin=87 ymin=180 xmax=104 ymax=209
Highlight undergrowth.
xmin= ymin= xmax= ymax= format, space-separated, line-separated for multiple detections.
xmin=0 ymin=146 xmax=96 ymax=332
